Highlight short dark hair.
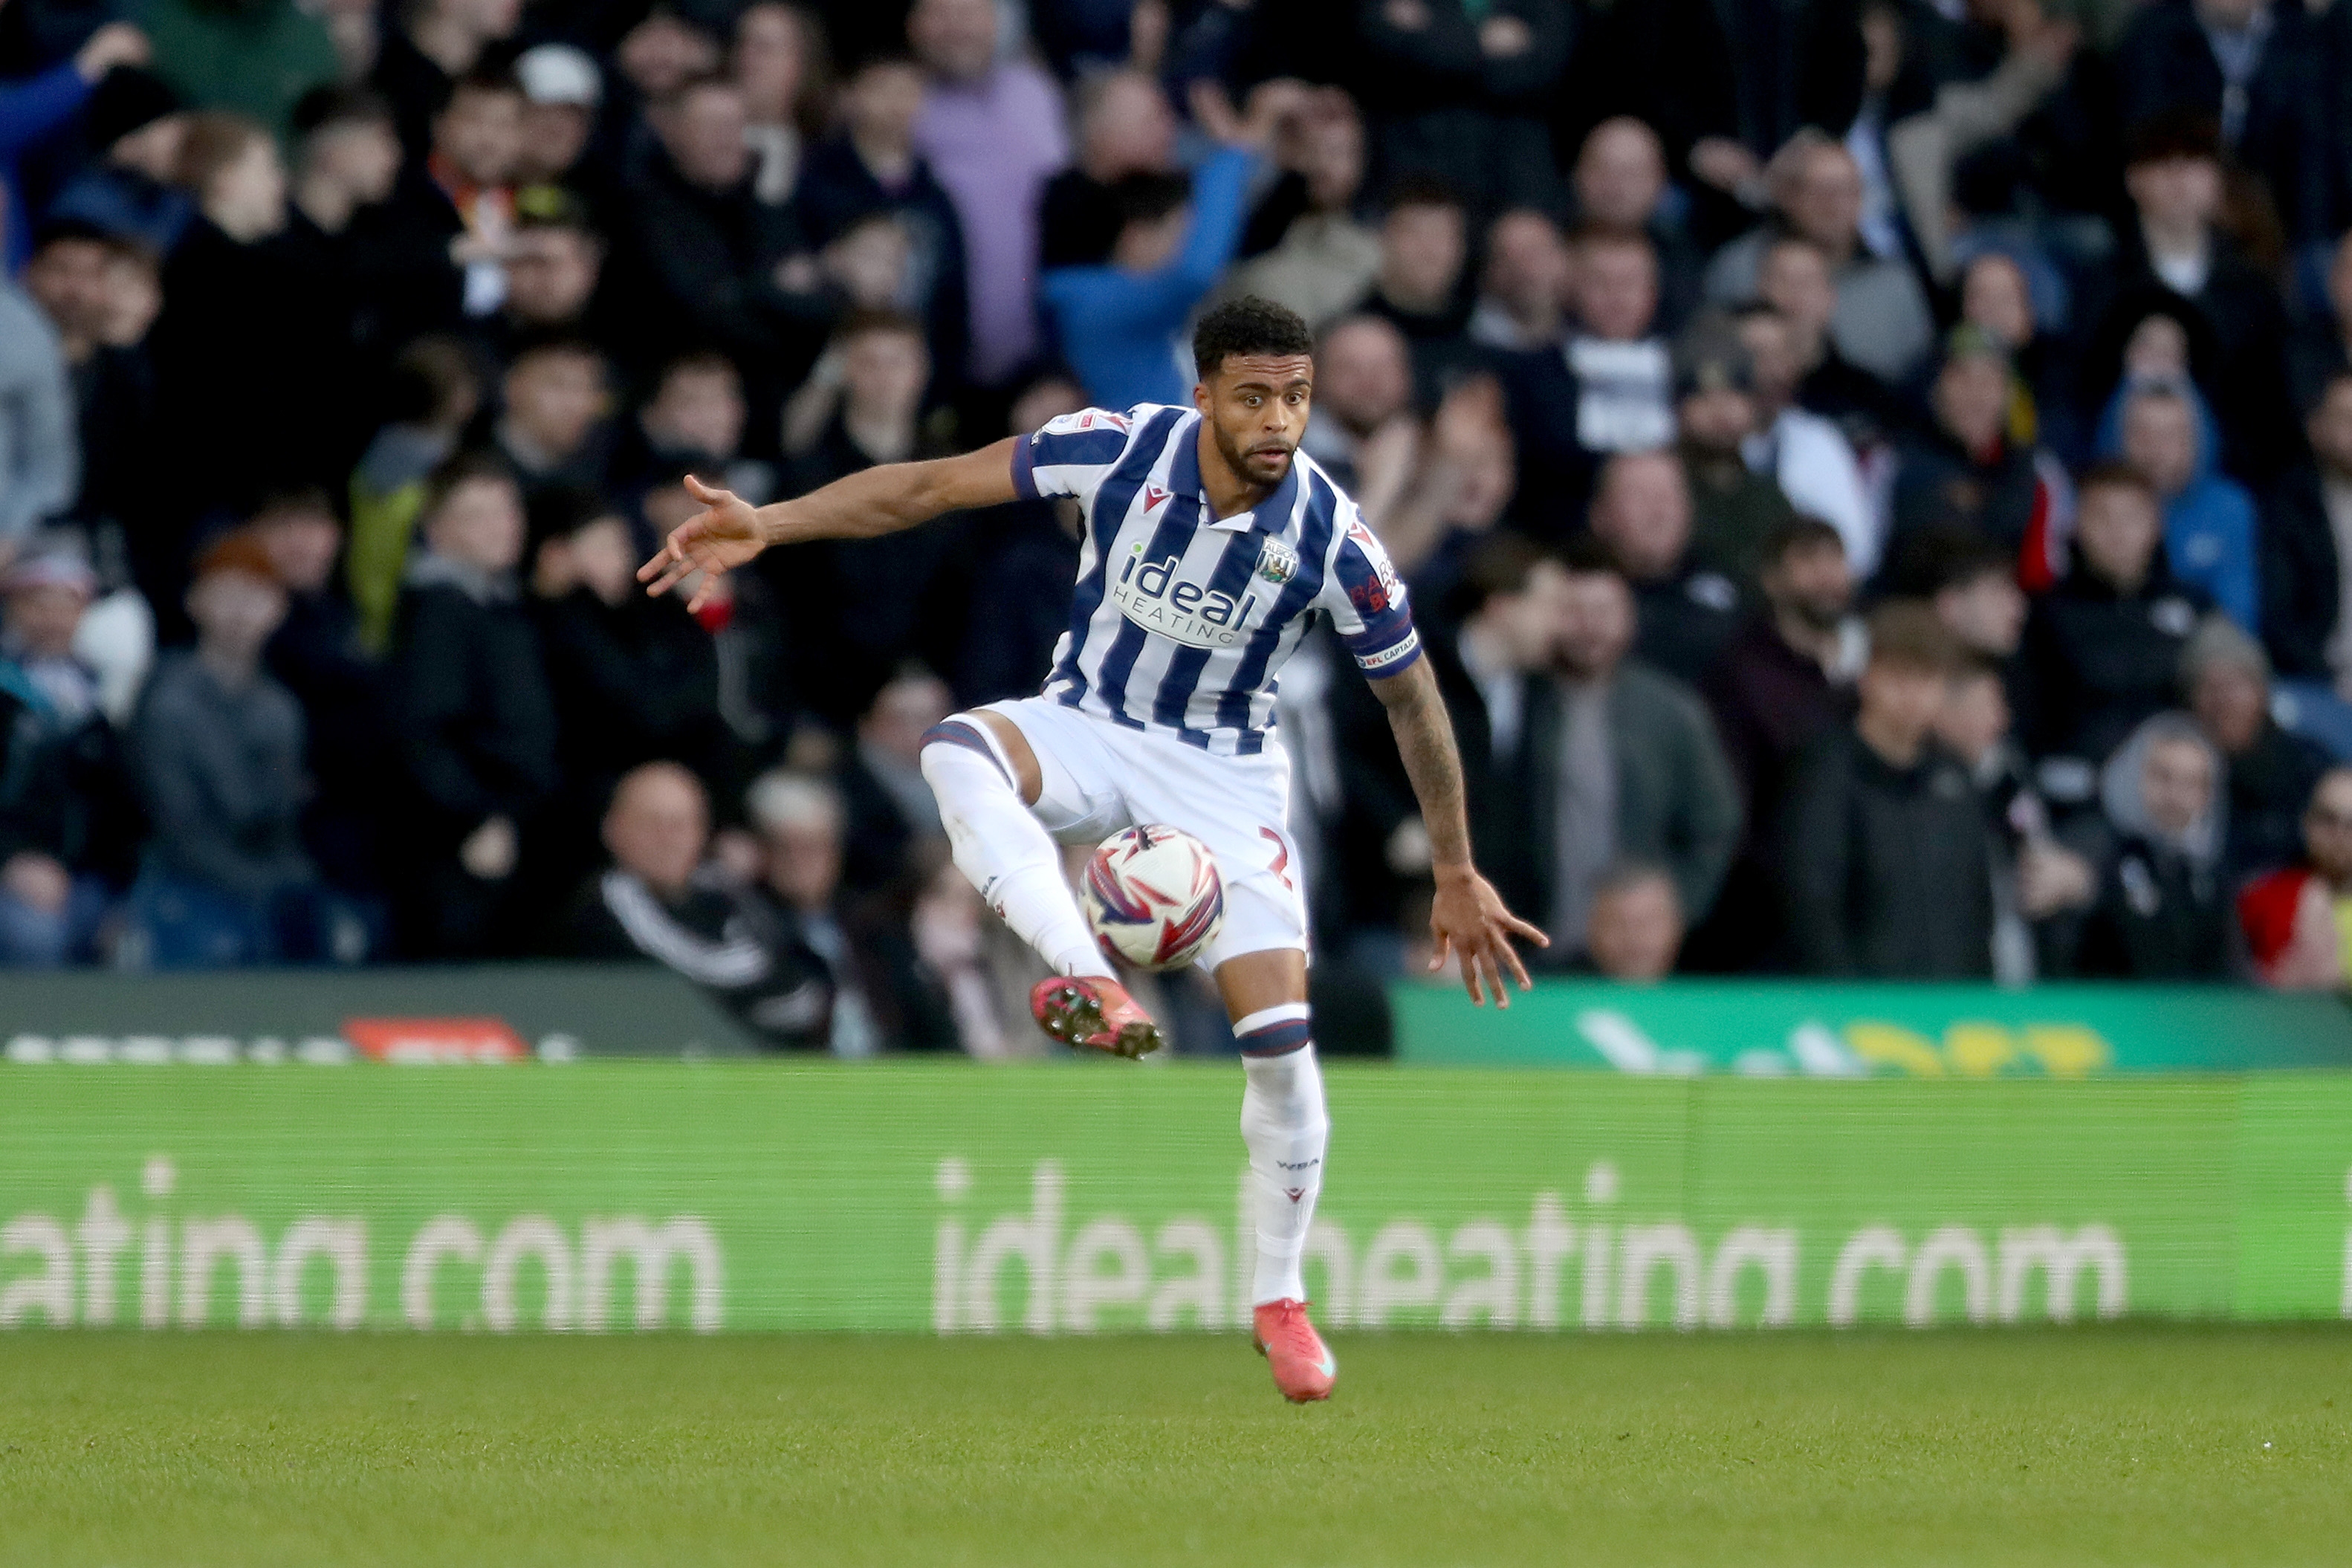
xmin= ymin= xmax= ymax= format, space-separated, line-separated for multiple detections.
xmin=448 ymin=64 xmax=525 ymax=103
xmin=1382 ymin=172 xmax=1462 ymax=216
xmin=1760 ymin=514 xmax=1844 ymax=571
xmin=423 ymin=449 xmax=517 ymax=519
xmin=292 ymin=85 xmax=390 ymax=140
xmin=1192 ymin=296 xmax=1313 ymax=379
xmin=2078 ymin=457 xmax=2157 ymax=505
xmin=1445 ymin=534 xmax=1553 ymax=621
xmin=2124 ymin=109 xmax=2220 ymax=169
xmin=1867 ymin=600 xmax=1960 ymax=676
xmin=1881 ymin=525 xmax=2012 ymax=598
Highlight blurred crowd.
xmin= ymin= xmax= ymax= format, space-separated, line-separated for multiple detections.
xmin=8 ymin=0 xmax=2352 ymax=1052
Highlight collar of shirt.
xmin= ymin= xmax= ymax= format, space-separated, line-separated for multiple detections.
xmin=1175 ymin=421 xmax=1305 ymax=534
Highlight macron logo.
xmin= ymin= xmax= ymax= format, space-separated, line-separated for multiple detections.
xmin=1144 ymin=485 xmax=1171 ymax=512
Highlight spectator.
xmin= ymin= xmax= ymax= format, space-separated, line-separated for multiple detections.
xmin=1781 ymin=600 xmax=1995 ymax=976
xmin=2285 ymin=230 xmax=2352 ymax=416
xmin=1516 ymin=542 xmax=1740 ymax=959
xmin=2069 ymin=713 xmax=2233 ymax=979
xmin=1225 ymin=89 xmax=1381 ymax=334
xmin=1037 ymin=117 xmax=1263 ymax=410
xmin=1703 ymin=132 xmax=1936 ymax=385
xmin=2019 ymin=461 xmax=2214 ymax=770
xmin=1888 ymin=526 xmax=2031 ymax=722
xmin=1933 ymin=651 xmax=2087 ymax=985
xmin=625 ymin=351 xmax=775 ymax=506
xmin=1356 ymin=176 xmax=1479 ymax=407
xmin=528 ymin=485 xmax=728 ymax=887
xmin=1 ymin=22 xmax=147 ymax=251
xmin=2099 ymin=112 xmax=2296 ymax=485
xmin=1361 ymin=376 xmax=1517 ymax=587
xmin=253 ymin=490 xmax=391 ymax=910
xmin=1889 ymin=325 xmax=2053 ymax=585
xmin=355 ymin=64 xmax=525 ymax=341
xmin=0 ymin=540 xmax=141 ymax=965
xmin=385 ymin=453 xmax=559 ymax=956
xmin=1674 ymin=314 xmax=1796 ymax=592
xmin=348 ymin=336 xmax=482 ymax=653
xmin=953 ymin=372 xmax=1086 ymax=706
xmin=1558 ymin=225 xmax=1674 ymax=456
xmin=735 ymin=4 xmax=828 ymax=210
xmin=1570 ymin=117 xmax=1704 ymax=332
xmin=40 ymin=65 xmax=194 ymax=259
xmin=1734 ymin=302 xmax=1878 ymax=577
xmin=1297 ymin=314 xmax=1414 ymax=496
xmin=1696 ymin=516 xmax=1861 ymax=969
xmin=2183 ymin=617 xmax=2328 ymax=879
xmin=556 ymin=762 xmax=875 ymax=1050
xmin=1958 ymin=249 xmax=2082 ymax=465
xmin=493 ymin=334 xmax=610 ymax=499
xmin=838 ymin=664 xmax=953 ymax=896
xmin=20 ymin=220 xmax=155 ymax=580
xmin=777 ymin=311 xmax=966 ymax=721
xmin=2263 ymin=372 xmax=2352 ymax=730
xmin=1354 ymin=0 xmax=1569 ymax=216
xmin=909 ymin=0 xmax=1069 ymax=386
xmin=129 ymin=531 xmax=335 ymax=966
xmin=510 ymin=44 xmax=600 ymax=189
xmin=1467 ymin=207 xmax=1569 ymax=353
xmin=1037 ymin=67 xmax=1170 ymax=270
xmin=0 ymin=237 xmax=77 ymax=548
xmin=1581 ymin=861 xmax=1684 ymax=982
xmin=747 ymin=768 xmax=953 ymax=1053
xmin=369 ymin=0 xmax=520 ymax=161
xmin=794 ymin=53 xmax=969 ymax=389
xmin=2238 ymin=765 xmax=2352 ymax=988
xmin=1587 ymin=449 xmax=1741 ymax=686
xmin=147 ymin=111 xmax=323 ymax=536
xmin=2100 ymin=378 xmax=2258 ymax=631
xmin=2113 ymin=0 xmax=2332 ymax=243
xmin=1754 ymin=232 xmax=1908 ymax=448
xmin=475 ymin=192 xmax=606 ymax=364
xmin=621 ymin=74 xmax=827 ymax=396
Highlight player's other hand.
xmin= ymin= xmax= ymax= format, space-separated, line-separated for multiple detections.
xmin=638 ymin=475 xmax=765 ymax=614
xmin=1427 ymin=863 xmax=1547 ymax=1008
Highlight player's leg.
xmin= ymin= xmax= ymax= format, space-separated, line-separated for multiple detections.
xmin=919 ymin=710 xmax=1106 ymax=978
xmin=918 ymin=704 xmax=1164 ymax=1057
xmin=1218 ymin=947 xmax=1336 ymax=1403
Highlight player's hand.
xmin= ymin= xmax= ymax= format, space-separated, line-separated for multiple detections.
xmin=638 ymin=475 xmax=767 ymax=614
xmin=1428 ymin=863 xmax=1547 ymax=1008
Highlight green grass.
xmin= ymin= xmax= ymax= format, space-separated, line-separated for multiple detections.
xmin=0 ymin=1328 xmax=2347 ymax=1567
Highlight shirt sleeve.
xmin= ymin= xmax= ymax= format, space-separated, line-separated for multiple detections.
xmin=1317 ymin=508 xmax=1422 ymax=678
xmin=1009 ymin=407 xmax=1141 ymax=505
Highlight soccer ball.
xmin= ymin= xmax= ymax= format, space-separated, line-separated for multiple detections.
xmin=1081 ymin=826 xmax=1225 ymax=971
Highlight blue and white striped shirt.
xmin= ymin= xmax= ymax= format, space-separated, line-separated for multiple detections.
xmin=1011 ymin=403 xmax=1422 ymax=756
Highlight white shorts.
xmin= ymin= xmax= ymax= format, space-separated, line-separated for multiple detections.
xmin=980 ymin=696 xmax=1307 ymax=971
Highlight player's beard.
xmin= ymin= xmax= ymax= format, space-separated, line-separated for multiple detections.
xmin=1214 ymin=419 xmax=1296 ymax=489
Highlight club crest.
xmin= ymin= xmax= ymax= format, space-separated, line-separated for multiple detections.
xmin=1256 ymin=537 xmax=1299 ymax=585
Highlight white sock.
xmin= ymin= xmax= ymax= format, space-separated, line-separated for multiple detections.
xmin=1236 ymin=1014 xmax=1327 ymax=1306
xmin=920 ymin=718 xmax=1112 ymax=979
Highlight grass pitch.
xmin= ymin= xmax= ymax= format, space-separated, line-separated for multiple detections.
xmin=1 ymin=1327 xmax=2345 ymax=1567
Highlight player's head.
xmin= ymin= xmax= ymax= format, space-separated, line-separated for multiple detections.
xmin=1191 ymin=296 xmax=1315 ymax=490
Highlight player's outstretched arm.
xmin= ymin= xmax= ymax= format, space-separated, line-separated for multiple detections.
xmin=1370 ymin=654 xmax=1550 ymax=1006
xmin=639 ymin=436 xmax=1023 ymax=612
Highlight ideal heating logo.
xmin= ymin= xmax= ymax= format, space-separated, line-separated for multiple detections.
xmin=929 ymin=1158 xmax=2139 ymax=1335
xmin=0 ymin=1156 xmax=722 ymax=1332
xmin=1109 ymin=545 xmax=1260 ymax=650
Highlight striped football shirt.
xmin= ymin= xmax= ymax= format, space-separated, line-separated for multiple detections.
xmin=1011 ymin=403 xmax=1422 ymax=756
